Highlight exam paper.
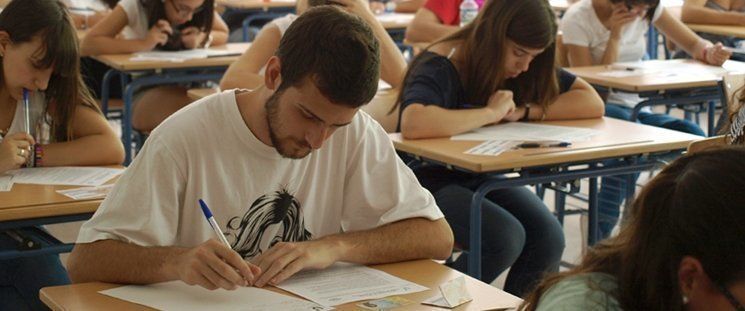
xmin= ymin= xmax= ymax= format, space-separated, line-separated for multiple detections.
xmin=0 ymin=175 xmax=12 ymax=192
xmin=131 ymin=49 xmax=241 ymax=62
xmin=100 ymin=281 xmax=332 ymax=311
xmin=56 ymin=184 xmax=115 ymax=200
xmin=464 ymin=140 xmax=521 ymax=156
xmin=7 ymin=167 xmax=123 ymax=186
xmin=276 ymin=264 xmax=428 ymax=307
xmin=451 ymin=122 xmax=598 ymax=142
xmin=421 ymin=276 xmax=472 ymax=309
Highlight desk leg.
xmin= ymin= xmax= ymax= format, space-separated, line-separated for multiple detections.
xmin=100 ymin=69 xmax=118 ymax=117
xmin=588 ymin=176 xmax=599 ymax=245
xmin=121 ymin=72 xmax=134 ymax=165
xmin=467 ymin=186 xmax=488 ymax=280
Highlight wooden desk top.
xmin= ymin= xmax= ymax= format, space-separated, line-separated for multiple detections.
xmin=566 ymin=59 xmax=745 ymax=92
xmin=0 ymin=167 xmax=122 ymax=222
xmin=376 ymin=13 xmax=415 ymax=30
xmin=41 ymin=259 xmax=522 ymax=311
xmin=92 ymin=43 xmax=251 ymax=72
xmin=686 ymin=23 xmax=745 ymax=39
xmin=217 ymin=0 xmax=296 ymax=10
xmin=391 ymin=117 xmax=701 ymax=173
xmin=187 ymin=87 xmax=218 ymax=101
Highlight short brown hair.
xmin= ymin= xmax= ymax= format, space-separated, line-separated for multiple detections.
xmin=276 ymin=6 xmax=380 ymax=108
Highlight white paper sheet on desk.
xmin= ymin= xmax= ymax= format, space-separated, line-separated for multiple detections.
xmin=100 ymin=281 xmax=332 ymax=311
xmin=451 ymin=122 xmax=598 ymax=142
xmin=276 ymin=264 xmax=428 ymax=307
xmin=611 ymin=61 xmax=735 ymax=76
xmin=130 ymin=49 xmax=241 ymax=62
xmin=0 ymin=175 xmax=13 ymax=192
xmin=7 ymin=167 xmax=123 ymax=186
xmin=376 ymin=13 xmax=414 ymax=24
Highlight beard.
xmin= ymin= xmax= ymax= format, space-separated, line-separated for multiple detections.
xmin=265 ymin=91 xmax=312 ymax=159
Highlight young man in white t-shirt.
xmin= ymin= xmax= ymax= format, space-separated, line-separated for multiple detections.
xmin=67 ymin=6 xmax=454 ymax=291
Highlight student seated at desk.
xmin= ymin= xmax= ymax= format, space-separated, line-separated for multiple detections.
xmin=396 ymin=0 xmax=603 ymax=297
xmin=519 ymin=146 xmax=745 ymax=311
xmin=220 ymin=0 xmax=406 ymax=91
xmin=560 ymin=0 xmax=732 ymax=240
xmin=404 ymin=0 xmax=472 ymax=43
xmin=67 ymin=6 xmax=453 ymax=291
xmin=81 ymin=0 xmax=229 ymax=132
xmin=680 ymin=0 xmax=745 ymax=60
xmin=0 ymin=0 xmax=124 ymax=309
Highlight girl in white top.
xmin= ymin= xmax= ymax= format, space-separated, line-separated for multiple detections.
xmin=81 ymin=0 xmax=229 ymax=132
xmin=560 ymin=0 xmax=732 ymax=239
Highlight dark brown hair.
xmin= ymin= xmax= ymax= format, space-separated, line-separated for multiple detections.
xmin=140 ymin=0 xmax=215 ymax=49
xmin=609 ymin=0 xmax=659 ymax=21
xmin=0 ymin=0 xmax=99 ymax=141
xmin=395 ymin=0 xmax=558 ymax=114
xmin=276 ymin=6 xmax=380 ymax=108
xmin=520 ymin=146 xmax=745 ymax=311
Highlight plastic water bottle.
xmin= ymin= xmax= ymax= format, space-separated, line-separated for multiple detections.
xmin=459 ymin=0 xmax=479 ymax=27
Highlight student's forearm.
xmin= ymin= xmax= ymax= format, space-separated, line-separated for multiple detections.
xmin=42 ymin=135 xmax=124 ymax=166
xmin=401 ymin=105 xmax=496 ymax=139
xmin=405 ymin=22 xmax=458 ymax=43
xmin=366 ymin=16 xmax=407 ymax=88
xmin=68 ymin=240 xmax=186 ymax=284
xmin=81 ymin=37 xmax=152 ymax=56
xmin=209 ymin=30 xmax=229 ymax=46
xmin=328 ymin=218 xmax=453 ymax=264
xmin=681 ymin=6 xmax=745 ymax=25
xmin=600 ymin=38 xmax=621 ymax=65
xmin=540 ymin=90 xmax=605 ymax=120
xmin=394 ymin=0 xmax=425 ymax=13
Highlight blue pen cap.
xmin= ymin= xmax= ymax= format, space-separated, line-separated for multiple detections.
xmin=198 ymin=199 xmax=213 ymax=218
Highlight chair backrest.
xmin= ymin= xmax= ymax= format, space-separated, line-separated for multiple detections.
xmin=687 ymin=135 xmax=728 ymax=153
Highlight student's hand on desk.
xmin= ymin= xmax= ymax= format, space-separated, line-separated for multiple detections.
xmin=0 ymin=132 xmax=34 ymax=173
xmin=485 ymin=90 xmax=516 ymax=123
xmin=181 ymin=27 xmax=207 ymax=49
xmin=252 ymin=240 xmax=341 ymax=287
xmin=172 ymin=239 xmax=261 ymax=290
xmin=704 ymin=43 xmax=731 ymax=66
xmin=145 ymin=20 xmax=172 ymax=50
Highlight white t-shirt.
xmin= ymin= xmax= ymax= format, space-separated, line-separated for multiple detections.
xmin=117 ymin=0 xmax=149 ymax=40
xmin=268 ymin=13 xmax=298 ymax=36
xmin=560 ymin=0 xmax=663 ymax=108
xmin=1 ymin=91 xmax=51 ymax=145
xmin=77 ymin=90 xmax=443 ymax=259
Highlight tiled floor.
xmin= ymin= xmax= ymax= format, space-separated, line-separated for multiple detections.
xmin=46 ymin=106 xmax=712 ymax=290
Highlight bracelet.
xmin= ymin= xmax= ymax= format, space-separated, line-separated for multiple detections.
xmin=521 ymin=104 xmax=531 ymax=121
xmin=34 ymin=144 xmax=43 ymax=167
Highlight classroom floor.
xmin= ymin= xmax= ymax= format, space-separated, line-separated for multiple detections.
xmin=46 ymin=106 xmax=712 ymax=290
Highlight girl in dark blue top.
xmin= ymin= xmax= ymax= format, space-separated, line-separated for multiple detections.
xmin=395 ymin=0 xmax=604 ymax=297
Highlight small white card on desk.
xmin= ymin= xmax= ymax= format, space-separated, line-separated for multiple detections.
xmin=464 ymin=140 xmax=520 ymax=156
xmin=56 ymin=184 xmax=114 ymax=200
xmin=0 ymin=174 xmax=13 ymax=192
xmin=422 ymin=276 xmax=472 ymax=309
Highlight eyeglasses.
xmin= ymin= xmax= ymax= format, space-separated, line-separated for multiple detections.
xmin=167 ymin=0 xmax=204 ymax=18
xmin=718 ymin=283 xmax=745 ymax=311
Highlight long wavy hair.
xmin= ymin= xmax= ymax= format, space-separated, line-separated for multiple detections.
xmin=393 ymin=0 xmax=558 ymax=114
xmin=139 ymin=0 xmax=215 ymax=49
xmin=0 ymin=0 xmax=100 ymax=141
xmin=520 ymin=147 xmax=745 ymax=310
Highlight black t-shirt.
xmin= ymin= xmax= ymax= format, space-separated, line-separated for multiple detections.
xmin=398 ymin=51 xmax=577 ymax=130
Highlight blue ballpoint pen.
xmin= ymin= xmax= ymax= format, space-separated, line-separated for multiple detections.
xmin=198 ymin=199 xmax=232 ymax=248
xmin=22 ymin=89 xmax=30 ymax=134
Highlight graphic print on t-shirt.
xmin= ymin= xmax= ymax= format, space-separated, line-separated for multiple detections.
xmin=226 ymin=186 xmax=312 ymax=259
